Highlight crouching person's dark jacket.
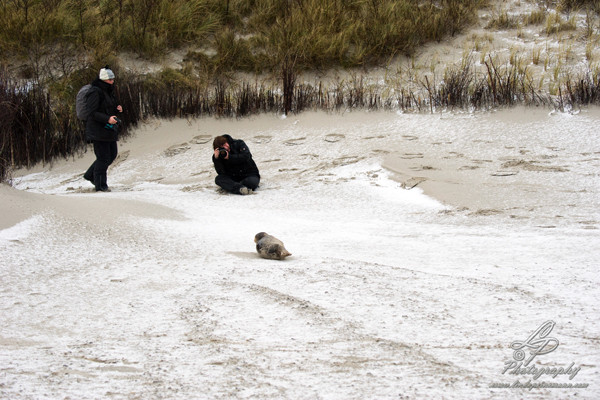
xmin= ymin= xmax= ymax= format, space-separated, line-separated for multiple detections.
xmin=212 ymin=135 xmax=260 ymax=180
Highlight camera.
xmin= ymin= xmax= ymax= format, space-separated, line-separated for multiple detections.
xmin=218 ymin=147 xmax=228 ymax=159
xmin=105 ymin=117 xmax=122 ymax=130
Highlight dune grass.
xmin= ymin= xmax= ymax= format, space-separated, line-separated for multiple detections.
xmin=1 ymin=0 xmax=487 ymax=79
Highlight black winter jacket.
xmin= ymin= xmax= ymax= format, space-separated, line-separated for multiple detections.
xmin=212 ymin=135 xmax=260 ymax=180
xmin=85 ymin=79 xmax=120 ymax=142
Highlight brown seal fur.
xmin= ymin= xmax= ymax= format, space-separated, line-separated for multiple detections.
xmin=254 ymin=232 xmax=292 ymax=260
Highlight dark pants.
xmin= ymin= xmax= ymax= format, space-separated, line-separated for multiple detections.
xmin=215 ymin=174 xmax=260 ymax=194
xmin=84 ymin=141 xmax=118 ymax=190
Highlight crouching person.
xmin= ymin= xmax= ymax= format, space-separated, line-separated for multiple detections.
xmin=212 ymin=135 xmax=260 ymax=195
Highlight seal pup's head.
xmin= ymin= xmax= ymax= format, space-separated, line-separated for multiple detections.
xmin=254 ymin=232 xmax=268 ymax=243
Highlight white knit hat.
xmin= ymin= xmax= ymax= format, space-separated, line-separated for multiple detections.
xmin=99 ymin=68 xmax=115 ymax=80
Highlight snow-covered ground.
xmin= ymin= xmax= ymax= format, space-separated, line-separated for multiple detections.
xmin=1 ymin=108 xmax=599 ymax=399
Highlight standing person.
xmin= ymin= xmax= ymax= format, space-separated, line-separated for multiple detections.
xmin=83 ymin=67 xmax=123 ymax=192
xmin=212 ymin=135 xmax=260 ymax=195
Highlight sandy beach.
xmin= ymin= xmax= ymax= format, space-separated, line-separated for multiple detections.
xmin=3 ymin=0 xmax=600 ymax=396
xmin=1 ymin=108 xmax=599 ymax=399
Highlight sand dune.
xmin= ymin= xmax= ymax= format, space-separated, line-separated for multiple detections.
xmin=1 ymin=108 xmax=599 ymax=399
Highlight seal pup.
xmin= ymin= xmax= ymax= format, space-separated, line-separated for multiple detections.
xmin=254 ymin=232 xmax=292 ymax=260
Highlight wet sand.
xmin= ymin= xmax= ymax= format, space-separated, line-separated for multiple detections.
xmin=382 ymin=149 xmax=554 ymax=214
xmin=381 ymin=107 xmax=600 ymax=226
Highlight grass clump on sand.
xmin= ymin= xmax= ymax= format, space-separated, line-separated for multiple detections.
xmin=558 ymin=0 xmax=600 ymax=13
xmin=486 ymin=9 xmax=521 ymax=29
